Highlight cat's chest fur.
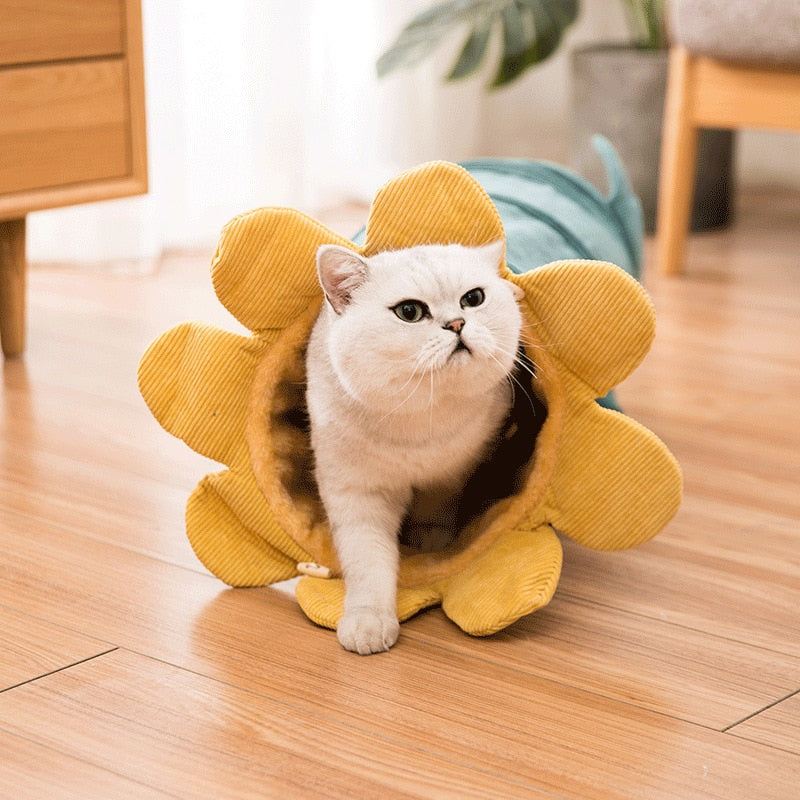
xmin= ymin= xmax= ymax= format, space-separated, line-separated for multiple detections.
xmin=308 ymin=354 xmax=510 ymax=491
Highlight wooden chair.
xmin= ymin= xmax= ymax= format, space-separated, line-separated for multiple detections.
xmin=656 ymin=1 xmax=800 ymax=275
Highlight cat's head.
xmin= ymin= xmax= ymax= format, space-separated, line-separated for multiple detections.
xmin=315 ymin=240 xmax=523 ymax=412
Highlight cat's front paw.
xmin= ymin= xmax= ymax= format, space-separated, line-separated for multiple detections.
xmin=337 ymin=607 xmax=400 ymax=655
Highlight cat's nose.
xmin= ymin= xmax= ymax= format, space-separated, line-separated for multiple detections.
xmin=443 ymin=318 xmax=465 ymax=333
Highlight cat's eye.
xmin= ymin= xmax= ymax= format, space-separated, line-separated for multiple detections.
xmin=460 ymin=288 xmax=485 ymax=308
xmin=392 ymin=300 xmax=429 ymax=323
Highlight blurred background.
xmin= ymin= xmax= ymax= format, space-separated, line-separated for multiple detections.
xmin=26 ymin=0 xmax=800 ymax=265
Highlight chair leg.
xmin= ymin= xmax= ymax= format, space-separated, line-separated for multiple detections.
xmin=0 ymin=218 xmax=27 ymax=358
xmin=656 ymin=48 xmax=700 ymax=276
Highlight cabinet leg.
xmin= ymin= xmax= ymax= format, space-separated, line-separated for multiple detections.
xmin=0 ymin=218 xmax=27 ymax=358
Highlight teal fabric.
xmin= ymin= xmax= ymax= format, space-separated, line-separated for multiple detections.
xmin=461 ymin=136 xmax=643 ymax=280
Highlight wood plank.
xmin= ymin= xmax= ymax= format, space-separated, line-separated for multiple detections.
xmin=0 ymin=313 xmax=218 ymax=570
xmin=655 ymin=47 xmax=698 ymax=275
xmin=0 ymin=649 xmax=550 ymax=799
xmin=0 ymin=0 xmax=124 ymax=66
xmin=0 ymin=606 xmax=114 ymax=691
xmin=0 ymin=252 xmax=243 ymax=571
xmin=581 ymin=202 xmax=800 ymax=660
xmin=0 ymin=175 xmax=148 ymax=219
xmin=2 ymin=441 xmax=794 ymax=736
xmin=558 ymin=523 xmax=800 ymax=661
xmin=0 ymin=728 xmax=171 ymax=800
xmin=123 ymin=0 xmax=148 ymax=197
xmin=0 ymin=414 xmax=207 ymax=571
xmin=402 ymin=592 xmax=800 ymax=731
xmin=728 ymin=692 xmax=800 ymax=756
xmin=0 ymin=518 xmax=796 ymax=799
xmin=0 ymin=250 xmax=239 ymax=566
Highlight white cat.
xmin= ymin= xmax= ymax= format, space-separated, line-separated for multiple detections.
xmin=305 ymin=240 xmax=523 ymax=654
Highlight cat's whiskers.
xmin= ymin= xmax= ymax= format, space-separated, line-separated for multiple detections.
xmin=516 ymin=329 xmax=552 ymax=353
xmin=487 ymin=338 xmax=543 ymax=411
xmin=487 ymin=350 xmax=540 ymax=418
xmin=510 ymin=336 xmax=558 ymax=375
xmin=516 ymin=321 xmax=570 ymax=355
xmin=508 ymin=368 xmax=540 ymax=418
xmin=517 ymin=316 xmax=548 ymax=333
xmin=491 ymin=341 xmax=536 ymax=379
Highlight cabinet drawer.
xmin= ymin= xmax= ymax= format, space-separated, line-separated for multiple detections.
xmin=0 ymin=0 xmax=124 ymax=66
xmin=0 ymin=59 xmax=129 ymax=195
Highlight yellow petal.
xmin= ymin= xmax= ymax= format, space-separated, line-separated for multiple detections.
xmin=515 ymin=260 xmax=655 ymax=397
xmin=545 ymin=388 xmax=683 ymax=551
xmin=186 ymin=471 xmax=300 ymax=587
xmin=196 ymin=467 xmax=311 ymax=567
xmin=210 ymin=208 xmax=352 ymax=332
xmin=138 ymin=322 xmax=272 ymax=467
xmin=362 ymin=161 xmax=506 ymax=258
xmin=440 ymin=525 xmax=563 ymax=636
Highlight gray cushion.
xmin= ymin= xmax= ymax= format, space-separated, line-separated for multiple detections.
xmin=670 ymin=0 xmax=800 ymax=66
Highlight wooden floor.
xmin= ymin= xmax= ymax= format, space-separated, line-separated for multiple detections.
xmin=1 ymin=189 xmax=798 ymax=798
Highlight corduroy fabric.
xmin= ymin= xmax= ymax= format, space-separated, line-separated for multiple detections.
xmin=138 ymin=160 xmax=682 ymax=637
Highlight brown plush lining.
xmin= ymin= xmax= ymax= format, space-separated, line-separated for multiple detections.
xmin=246 ymin=303 xmax=566 ymax=589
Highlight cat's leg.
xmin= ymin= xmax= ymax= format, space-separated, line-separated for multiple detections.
xmin=326 ymin=487 xmax=409 ymax=655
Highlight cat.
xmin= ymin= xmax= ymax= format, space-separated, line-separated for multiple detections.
xmin=305 ymin=239 xmax=524 ymax=655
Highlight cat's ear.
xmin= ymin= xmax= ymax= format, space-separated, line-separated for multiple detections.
xmin=480 ymin=239 xmax=506 ymax=271
xmin=316 ymin=245 xmax=369 ymax=314
xmin=482 ymin=239 xmax=523 ymax=300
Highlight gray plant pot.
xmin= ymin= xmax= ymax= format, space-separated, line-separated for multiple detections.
xmin=570 ymin=44 xmax=734 ymax=233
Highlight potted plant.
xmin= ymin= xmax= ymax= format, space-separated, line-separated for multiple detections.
xmin=378 ymin=0 xmax=732 ymax=232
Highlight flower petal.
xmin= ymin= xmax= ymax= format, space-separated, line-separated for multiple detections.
xmin=187 ymin=471 xmax=300 ymax=587
xmin=545 ymin=389 xmax=683 ymax=551
xmin=515 ymin=260 xmax=655 ymax=397
xmin=440 ymin=525 xmax=563 ymax=636
xmin=211 ymin=207 xmax=352 ymax=332
xmin=138 ymin=322 xmax=272 ymax=467
xmin=362 ymin=161 xmax=506 ymax=259
xmin=295 ymin=577 xmax=442 ymax=631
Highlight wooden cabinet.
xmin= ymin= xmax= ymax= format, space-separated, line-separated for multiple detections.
xmin=0 ymin=0 xmax=147 ymax=356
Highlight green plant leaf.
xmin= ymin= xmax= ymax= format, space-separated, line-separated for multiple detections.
xmin=490 ymin=0 xmax=578 ymax=88
xmin=528 ymin=0 xmax=573 ymax=62
xmin=491 ymin=1 xmax=529 ymax=88
xmin=620 ymin=0 xmax=667 ymax=49
xmin=532 ymin=0 xmax=580 ymax=60
xmin=376 ymin=1 xmax=492 ymax=78
xmin=446 ymin=13 xmax=495 ymax=81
